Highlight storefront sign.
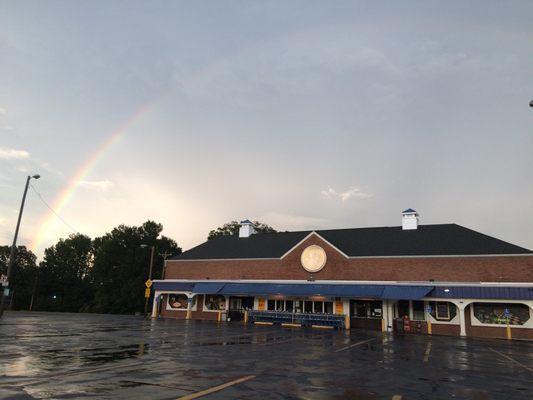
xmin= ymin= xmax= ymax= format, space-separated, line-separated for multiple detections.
xmin=258 ymin=298 xmax=266 ymax=311
xmin=301 ymin=245 xmax=327 ymax=273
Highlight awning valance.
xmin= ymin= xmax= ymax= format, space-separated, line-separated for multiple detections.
xmin=381 ymin=285 xmax=434 ymax=300
xmin=153 ymin=281 xmax=194 ymax=292
xmin=193 ymin=282 xmax=226 ymax=294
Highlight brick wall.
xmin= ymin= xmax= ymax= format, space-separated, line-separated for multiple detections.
xmin=165 ymin=234 xmax=533 ymax=283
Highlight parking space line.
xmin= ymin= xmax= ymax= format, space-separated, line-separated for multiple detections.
xmin=423 ymin=342 xmax=432 ymax=362
xmin=489 ymin=348 xmax=533 ymax=374
xmin=392 ymin=395 xmax=402 ymax=400
xmin=334 ymin=338 xmax=375 ymax=353
xmin=176 ymin=375 xmax=256 ymax=399
xmin=0 ymin=360 xmax=147 ymax=387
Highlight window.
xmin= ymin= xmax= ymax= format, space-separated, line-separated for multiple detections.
xmin=294 ymin=300 xmax=303 ymax=313
xmin=304 ymin=301 xmax=313 ymax=313
xmin=473 ymin=303 xmax=530 ymax=326
xmin=412 ymin=301 xmax=425 ymax=321
xmin=267 ymin=300 xmax=275 ymax=311
xmin=204 ymin=295 xmax=226 ymax=311
xmin=324 ymin=301 xmax=333 ymax=314
xmin=350 ymin=300 xmax=382 ymax=319
xmin=285 ymin=300 xmax=294 ymax=312
xmin=313 ymin=301 xmax=324 ymax=313
xmin=167 ymin=294 xmax=196 ymax=311
xmin=428 ymin=302 xmax=456 ymax=321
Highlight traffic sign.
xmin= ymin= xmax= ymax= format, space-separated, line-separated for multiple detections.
xmin=144 ymin=288 xmax=151 ymax=298
xmin=503 ymin=308 xmax=511 ymax=319
xmin=145 ymin=279 xmax=152 ymax=288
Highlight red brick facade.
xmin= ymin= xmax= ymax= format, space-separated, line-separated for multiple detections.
xmin=165 ymin=234 xmax=533 ymax=283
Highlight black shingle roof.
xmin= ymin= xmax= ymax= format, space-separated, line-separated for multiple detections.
xmin=171 ymin=224 xmax=532 ymax=260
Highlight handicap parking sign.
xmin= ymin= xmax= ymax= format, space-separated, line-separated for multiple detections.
xmin=503 ymin=308 xmax=511 ymax=318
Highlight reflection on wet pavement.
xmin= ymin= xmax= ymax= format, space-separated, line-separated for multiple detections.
xmin=1 ymin=311 xmax=532 ymax=399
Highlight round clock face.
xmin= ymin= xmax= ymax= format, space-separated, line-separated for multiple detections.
xmin=300 ymin=245 xmax=327 ymax=273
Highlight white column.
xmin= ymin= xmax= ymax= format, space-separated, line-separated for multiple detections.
xmin=151 ymin=291 xmax=160 ymax=318
xmin=382 ymin=300 xmax=388 ymax=332
xmin=458 ymin=301 xmax=467 ymax=337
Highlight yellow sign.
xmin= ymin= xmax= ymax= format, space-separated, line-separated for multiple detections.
xmin=258 ymin=298 xmax=266 ymax=311
xmin=145 ymin=279 xmax=152 ymax=288
xmin=144 ymin=288 xmax=151 ymax=298
xmin=335 ymin=301 xmax=344 ymax=314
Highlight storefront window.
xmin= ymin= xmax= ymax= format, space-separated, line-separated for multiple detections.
xmin=313 ymin=301 xmax=324 ymax=313
xmin=473 ymin=303 xmax=530 ymax=325
xmin=412 ymin=301 xmax=425 ymax=321
xmin=428 ymin=301 xmax=456 ymax=321
xmin=285 ymin=300 xmax=294 ymax=312
xmin=324 ymin=301 xmax=333 ymax=314
xmin=267 ymin=300 xmax=276 ymax=311
xmin=204 ymin=295 xmax=226 ymax=311
xmin=304 ymin=301 xmax=313 ymax=313
xmin=168 ymin=294 xmax=195 ymax=310
xmin=351 ymin=300 xmax=382 ymax=318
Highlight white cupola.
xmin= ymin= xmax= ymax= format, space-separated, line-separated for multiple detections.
xmin=402 ymin=208 xmax=419 ymax=230
xmin=239 ymin=219 xmax=256 ymax=238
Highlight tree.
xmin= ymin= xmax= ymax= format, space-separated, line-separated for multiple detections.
xmin=0 ymin=245 xmax=38 ymax=310
xmin=207 ymin=220 xmax=277 ymax=241
xmin=87 ymin=221 xmax=181 ymax=314
xmin=35 ymin=233 xmax=93 ymax=312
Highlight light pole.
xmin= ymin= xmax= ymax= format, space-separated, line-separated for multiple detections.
xmin=141 ymin=244 xmax=155 ymax=316
xmin=0 ymin=174 xmax=40 ymax=318
xmin=159 ymin=252 xmax=172 ymax=279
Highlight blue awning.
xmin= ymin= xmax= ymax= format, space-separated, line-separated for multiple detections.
xmin=381 ymin=286 xmax=434 ymax=300
xmin=218 ymin=283 xmax=385 ymax=298
xmin=193 ymin=282 xmax=226 ymax=294
xmin=153 ymin=281 xmax=194 ymax=292
xmin=428 ymin=286 xmax=533 ymax=300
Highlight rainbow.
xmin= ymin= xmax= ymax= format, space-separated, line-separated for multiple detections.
xmin=30 ymin=105 xmax=152 ymax=253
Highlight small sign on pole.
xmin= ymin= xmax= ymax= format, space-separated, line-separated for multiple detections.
xmin=145 ymin=279 xmax=152 ymax=288
xmin=144 ymin=288 xmax=151 ymax=298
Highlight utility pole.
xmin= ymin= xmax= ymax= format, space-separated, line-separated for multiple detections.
xmin=141 ymin=244 xmax=155 ymax=316
xmin=0 ymin=174 xmax=40 ymax=319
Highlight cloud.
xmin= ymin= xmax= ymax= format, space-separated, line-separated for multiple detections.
xmin=77 ymin=180 xmax=114 ymax=191
xmin=321 ymin=186 xmax=372 ymax=201
xmin=0 ymin=147 xmax=30 ymax=160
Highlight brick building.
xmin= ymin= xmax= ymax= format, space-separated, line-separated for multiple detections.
xmin=152 ymin=210 xmax=533 ymax=340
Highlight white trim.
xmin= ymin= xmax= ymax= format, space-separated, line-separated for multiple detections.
xmin=166 ymin=253 xmax=533 ymax=262
xmin=202 ymin=294 xmax=228 ymax=313
xmin=469 ymin=300 xmax=533 ymax=329
xmin=153 ymin=278 xmax=533 ymax=288
xmin=166 ymin=293 xmax=197 ymax=312
xmin=280 ymin=231 xmax=350 ymax=259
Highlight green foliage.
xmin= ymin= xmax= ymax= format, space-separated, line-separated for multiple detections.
xmin=207 ymin=220 xmax=276 ymax=241
xmin=1 ymin=221 xmax=181 ymax=315
xmin=86 ymin=221 xmax=181 ymax=314
xmin=35 ymin=233 xmax=93 ymax=312
xmin=0 ymin=245 xmax=38 ymax=310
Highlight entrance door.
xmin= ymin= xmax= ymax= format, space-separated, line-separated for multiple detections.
xmin=228 ymin=296 xmax=254 ymax=321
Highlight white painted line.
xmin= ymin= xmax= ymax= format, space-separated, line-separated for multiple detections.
xmin=489 ymin=348 xmax=533 ymax=374
xmin=392 ymin=395 xmax=403 ymax=400
xmin=176 ymin=375 xmax=256 ymax=400
xmin=334 ymin=338 xmax=375 ymax=353
xmin=423 ymin=342 xmax=432 ymax=362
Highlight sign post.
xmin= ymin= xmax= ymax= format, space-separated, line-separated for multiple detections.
xmin=503 ymin=308 xmax=512 ymax=340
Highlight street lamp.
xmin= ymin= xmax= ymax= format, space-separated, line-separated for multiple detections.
xmin=0 ymin=174 xmax=40 ymax=318
xmin=140 ymin=244 xmax=155 ymax=316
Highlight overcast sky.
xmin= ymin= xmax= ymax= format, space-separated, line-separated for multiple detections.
xmin=1 ymin=1 xmax=533 ymax=258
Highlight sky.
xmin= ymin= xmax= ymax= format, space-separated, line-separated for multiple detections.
xmin=1 ymin=1 xmax=533 ymax=259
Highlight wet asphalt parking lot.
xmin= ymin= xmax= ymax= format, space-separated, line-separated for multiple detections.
xmin=0 ymin=312 xmax=532 ymax=399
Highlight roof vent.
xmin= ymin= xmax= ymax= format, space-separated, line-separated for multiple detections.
xmin=402 ymin=208 xmax=419 ymax=230
xmin=239 ymin=219 xmax=256 ymax=238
